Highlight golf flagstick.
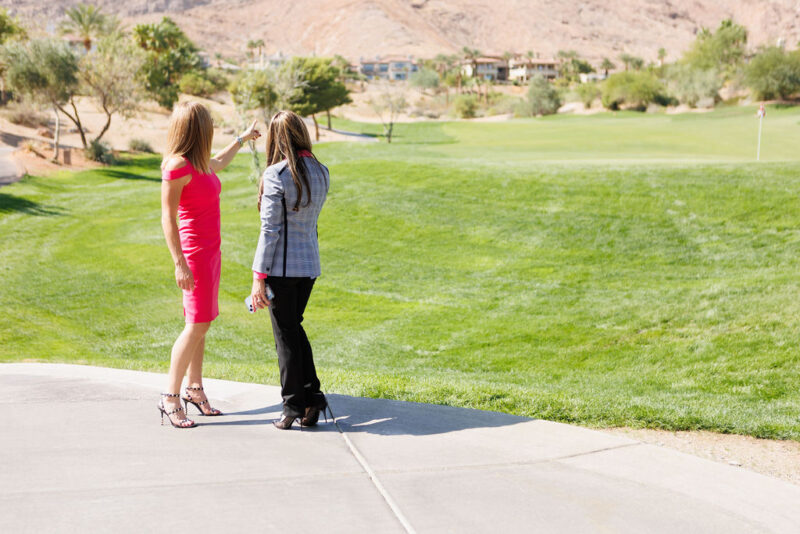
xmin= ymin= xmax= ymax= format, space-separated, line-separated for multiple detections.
xmin=756 ymin=103 xmax=765 ymax=161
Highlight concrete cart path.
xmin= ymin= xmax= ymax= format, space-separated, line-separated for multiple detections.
xmin=0 ymin=146 xmax=23 ymax=187
xmin=1 ymin=363 xmax=798 ymax=533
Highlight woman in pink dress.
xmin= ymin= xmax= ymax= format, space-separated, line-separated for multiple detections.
xmin=159 ymin=102 xmax=260 ymax=428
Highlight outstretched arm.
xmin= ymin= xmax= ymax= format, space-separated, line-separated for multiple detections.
xmin=209 ymin=120 xmax=261 ymax=173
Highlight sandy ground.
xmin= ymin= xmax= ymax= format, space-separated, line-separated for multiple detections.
xmin=605 ymin=427 xmax=800 ymax=486
xmin=0 ymin=93 xmax=371 ymax=175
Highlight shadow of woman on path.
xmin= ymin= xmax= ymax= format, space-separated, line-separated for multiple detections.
xmin=200 ymin=395 xmax=529 ymax=436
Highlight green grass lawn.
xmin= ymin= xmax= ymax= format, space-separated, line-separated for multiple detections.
xmin=2 ymin=105 xmax=800 ymax=439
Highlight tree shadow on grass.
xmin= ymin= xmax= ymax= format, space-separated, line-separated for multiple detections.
xmin=102 ymin=156 xmax=162 ymax=182
xmin=102 ymin=169 xmax=160 ymax=182
xmin=0 ymin=192 xmax=66 ymax=216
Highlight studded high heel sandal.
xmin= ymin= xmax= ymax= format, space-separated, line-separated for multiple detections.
xmin=158 ymin=393 xmax=196 ymax=429
xmin=182 ymin=386 xmax=222 ymax=416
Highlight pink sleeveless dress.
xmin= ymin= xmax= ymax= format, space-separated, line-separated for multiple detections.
xmin=162 ymin=159 xmax=221 ymax=323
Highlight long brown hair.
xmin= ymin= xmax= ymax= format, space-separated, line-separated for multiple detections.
xmin=163 ymin=101 xmax=213 ymax=174
xmin=258 ymin=111 xmax=314 ymax=212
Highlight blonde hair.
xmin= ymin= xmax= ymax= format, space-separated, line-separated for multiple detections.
xmin=163 ymin=101 xmax=213 ymax=174
xmin=258 ymin=110 xmax=315 ymax=212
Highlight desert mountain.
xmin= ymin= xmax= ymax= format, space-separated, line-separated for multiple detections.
xmin=3 ymin=0 xmax=799 ymax=63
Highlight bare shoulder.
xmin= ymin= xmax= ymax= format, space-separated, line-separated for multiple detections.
xmin=163 ymin=156 xmax=189 ymax=172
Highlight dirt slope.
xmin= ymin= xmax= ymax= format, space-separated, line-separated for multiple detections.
xmin=3 ymin=0 xmax=799 ymax=63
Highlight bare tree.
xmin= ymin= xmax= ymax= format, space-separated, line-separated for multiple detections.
xmin=230 ymin=65 xmax=307 ymax=180
xmin=368 ymin=82 xmax=407 ymax=144
xmin=2 ymin=39 xmax=79 ymax=161
xmin=80 ymin=35 xmax=145 ymax=143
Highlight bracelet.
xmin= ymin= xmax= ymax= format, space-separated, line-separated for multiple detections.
xmin=236 ymin=135 xmax=244 ymax=147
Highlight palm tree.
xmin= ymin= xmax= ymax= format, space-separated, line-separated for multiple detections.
xmin=134 ymin=23 xmax=169 ymax=57
xmin=432 ymin=54 xmax=455 ymax=102
xmin=657 ymin=47 xmax=667 ymax=66
xmin=600 ymin=58 xmax=615 ymax=78
xmin=103 ymin=15 xmax=124 ymax=36
xmin=59 ymin=4 xmax=108 ymax=51
xmin=556 ymin=49 xmax=579 ymax=80
xmin=462 ymin=46 xmax=481 ymax=80
xmin=214 ymin=52 xmax=223 ymax=68
xmin=432 ymin=53 xmax=450 ymax=77
xmin=254 ymin=39 xmax=265 ymax=62
xmin=619 ymin=53 xmax=633 ymax=71
xmin=246 ymin=39 xmax=258 ymax=60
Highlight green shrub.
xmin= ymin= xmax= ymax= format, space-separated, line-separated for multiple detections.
xmin=746 ymin=47 xmax=800 ymax=101
xmin=601 ymin=71 xmax=666 ymax=111
xmin=486 ymin=93 xmax=522 ymax=116
xmin=575 ymin=83 xmax=601 ymax=107
xmin=179 ymin=71 xmax=217 ymax=97
xmin=409 ymin=68 xmax=440 ymax=92
xmin=453 ymin=94 xmax=479 ymax=118
xmin=203 ymin=68 xmax=230 ymax=93
xmin=128 ymin=138 xmax=154 ymax=153
xmin=518 ymin=75 xmax=561 ymax=116
xmin=85 ymin=140 xmax=115 ymax=164
xmin=666 ymin=63 xmax=722 ymax=107
xmin=229 ymin=68 xmax=278 ymax=112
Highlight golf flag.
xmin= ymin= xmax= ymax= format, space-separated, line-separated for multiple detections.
xmin=757 ymin=103 xmax=766 ymax=119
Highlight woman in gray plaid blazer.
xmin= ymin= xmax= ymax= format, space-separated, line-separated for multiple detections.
xmin=250 ymin=111 xmax=330 ymax=429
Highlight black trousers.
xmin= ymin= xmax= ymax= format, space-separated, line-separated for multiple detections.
xmin=267 ymin=277 xmax=325 ymax=417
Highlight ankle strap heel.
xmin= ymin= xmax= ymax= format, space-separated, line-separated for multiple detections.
xmin=158 ymin=393 xmax=196 ymax=429
xmin=182 ymin=386 xmax=222 ymax=417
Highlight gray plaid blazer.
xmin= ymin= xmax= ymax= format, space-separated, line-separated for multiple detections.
xmin=252 ymin=158 xmax=329 ymax=278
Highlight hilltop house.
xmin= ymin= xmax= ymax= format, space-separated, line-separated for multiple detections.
xmin=579 ymin=72 xmax=606 ymax=83
xmin=508 ymin=57 xmax=559 ymax=82
xmin=246 ymin=51 xmax=288 ymax=70
xmin=460 ymin=56 xmax=509 ymax=81
xmin=360 ymin=55 xmax=419 ymax=81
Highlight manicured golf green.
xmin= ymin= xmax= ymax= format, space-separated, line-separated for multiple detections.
xmin=2 ymin=105 xmax=799 ymax=439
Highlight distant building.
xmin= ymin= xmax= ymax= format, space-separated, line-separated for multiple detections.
xmin=460 ymin=56 xmax=509 ymax=81
xmin=265 ymin=51 xmax=288 ymax=69
xmin=197 ymin=52 xmax=212 ymax=69
xmin=508 ymin=57 xmax=559 ymax=82
xmin=579 ymin=72 xmax=606 ymax=84
xmin=346 ymin=62 xmax=361 ymax=76
xmin=360 ymin=55 xmax=419 ymax=81
xmin=246 ymin=51 xmax=288 ymax=71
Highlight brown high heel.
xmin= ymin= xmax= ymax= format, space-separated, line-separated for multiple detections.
xmin=301 ymin=406 xmax=319 ymax=427
xmin=273 ymin=414 xmax=300 ymax=430
xmin=182 ymin=386 xmax=222 ymax=416
xmin=301 ymin=401 xmax=331 ymax=427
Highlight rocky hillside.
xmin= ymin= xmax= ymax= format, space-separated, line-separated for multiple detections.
xmin=2 ymin=0 xmax=798 ymax=63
